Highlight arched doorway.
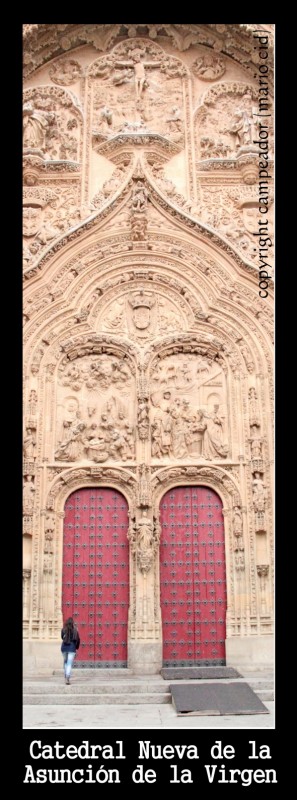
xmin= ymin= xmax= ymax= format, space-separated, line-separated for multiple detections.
xmin=62 ymin=487 xmax=129 ymax=666
xmin=160 ymin=485 xmax=227 ymax=666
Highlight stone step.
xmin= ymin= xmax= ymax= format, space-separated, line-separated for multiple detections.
xmin=24 ymin=666 xmax=274 ymax=707
xmin=24 ymin=681 xmax=170 ymax=695
xmin=53 ymin=668 xmax=134 ymax=678
xmin=23 ymin=677 xmax=274 ymax=704
xmin=24 ymin=679 xmax=274 ymax=693
xmin=23 ymin=692 xmax=171 ymax=705
xmin=256 ymin=689 xmax=274 ymax=701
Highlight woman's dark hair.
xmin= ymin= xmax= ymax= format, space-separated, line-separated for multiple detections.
xmin=63 ymin=616 xmax=76 ymax=644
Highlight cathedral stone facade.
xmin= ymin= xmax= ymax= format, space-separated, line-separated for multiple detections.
xmin=23 ymin=24 xmax=274 ymax=674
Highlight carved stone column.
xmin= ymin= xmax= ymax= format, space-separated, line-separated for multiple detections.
xmin=23 ymin=568 xmax=31 ymax=621
xmin=40 ymin=513 xmax=55 ymax=627
xmin=127 ymin=506 xmax=162 ymax=672
xmin=257 ymin=564 xmax=269 ymax=614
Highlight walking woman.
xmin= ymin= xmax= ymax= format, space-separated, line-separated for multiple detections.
xmin=61 ymin=617 xmax=80 ymax=684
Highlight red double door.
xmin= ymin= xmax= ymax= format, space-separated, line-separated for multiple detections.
xmin=63 ymin=485 xmax=227 ymax=666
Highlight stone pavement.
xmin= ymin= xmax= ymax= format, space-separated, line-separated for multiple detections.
xmin=23 ymin=666 xmax=274 ymax=729
xmin=23 ymin=700 xmax=274 ymax=729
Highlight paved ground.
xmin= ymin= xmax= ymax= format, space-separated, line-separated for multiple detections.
xmin=23 ymin=700 xmax=274 ymax=729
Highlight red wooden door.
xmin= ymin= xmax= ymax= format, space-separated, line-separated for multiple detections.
xmin=160 ymin=486 xmax=227 ymax=666
xmin=62 ymin=488 xmax=129 ymax=666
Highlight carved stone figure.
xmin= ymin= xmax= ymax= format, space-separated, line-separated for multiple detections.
xmin=203 ymin=406 xmax=228 ymax=459
xmin=55 ymin=420 xmax=85 ymax=461
xmin=100 ymin=105 xmax=113 ymax=130
xmin=136 ymin=511 xmax=155 ymax=574
xmin=117 ymin=412 xmax=135 ymax=459
xmin=166 ymin=106 xmax=182 ymax=130
xmin=171 ymin=401 xmax=189 ymax=458
xmin=28 ymin=390 xmax=37 ymax=416
xmin=138 ymin=511 xmax=154 ymax=550
xmin=187 ymin=410 xmax=207 ymax=456
xmin=23 ymin=475 xmax=35 ymax=511
xmin=131 ymin=181 xmax=149 ymax=212
xmin=102 ymin=301 xmax=125 ymax=330
xmin=23 ymin=87 xmax=81 ymax=164
xmin=23 ymin=428 xmax=36 ymax=460
xmin=235 ymin=550 xmax=245 ymax=571
xmin=138 ymin=398 xmax=149 ymax=440
xmin=44 ymin=530 xmax=54 ymax=554
xmin=249 ymin=387 xmax=261 ymax=431
xmin=233 ymin=504 xmax=243 ymax=537
xmin=166 ymin=106 xmax=183 ymax=140
xmin=250 ymin=439 xmax=262 ymax=459
xmin=131 ymin=215 xmax=148 ymax=241
xmin=49 ymin=58 xmax=82 ymax=85
xmin=23 ymin=102 xmax=55 ymax=152
xmin=138 ymin=463 xmax=151 ymax=507
xmin=23 ymin=205 xmax=42 ymax=237
xmin=192 ymin=54 xmax=225 ymax=80
xmin=257 ymin=564 xmax=269 ymax=578
xmin=252 ymin=473 xmax=267 ymax=512
xmin=151 ymin=391 xmax=173 ymax=456
xmin=83 ymin=422 xmax=110 ymax=462
xmin=229 ymin=92 xmax=257 ymax=148
xmin=114 ymin=48 xmax=158 ymax=102
xmin=132 ymin=54 xmax=147 ymax=99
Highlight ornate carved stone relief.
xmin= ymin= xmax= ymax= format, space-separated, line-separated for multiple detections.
xmin=128 ymin=510 xmax=160 ymax=575
xmin=23 ymin=86 xmax=82 ymax=162
xmin=97 ymin=286 xmax=186 ymax=339
xmin=150 ymin=352 xmax=228 ymax=461
xmin=249 ymin=387 xmax=261 ymax=433
xmin=22 ymin=178 xmax=261 ymax=282
xmin=23 ymin=475 xmax=36 ymax=513
xmin=43 ymin=513 xmax=55 ymax=574
xmin=145 ymin=159 xmax=188 ymax=210
xmin=89 ymin=39 xmax=187 ymax=154
xmin=55 ymin=354 xmax=135 ymax=463
xmin=195 ymin=83 xmax=258 ymax=158
xmin=91 ymin=165 xmax=130 ymax=211
xmin=192 ymin=54 xmax=226 ymax=81
xmin=49 ymin=58 xmax=83 ymax=86
xmin=23 ymin=25 xmax=274 ymax=89
xmin=232 ymin=502 xmax=245 ymax=571
xmin=23 ymin=184 xmax=80 ymax=269
xmin=192 ymin=186 xmax=274 ymax=265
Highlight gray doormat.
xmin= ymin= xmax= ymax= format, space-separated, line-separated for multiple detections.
xmin=171 ymin=682 xmax=269 ymax=715
xmin=161 ymin=666 xmax=241 ymax=680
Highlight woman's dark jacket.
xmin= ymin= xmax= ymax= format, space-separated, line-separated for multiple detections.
xmin=61 ymin=626 xmax=80 ymax=653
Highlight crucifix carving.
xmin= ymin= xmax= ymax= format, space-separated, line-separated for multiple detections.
xmin=114 ymin=48 xmax=161 ymax=101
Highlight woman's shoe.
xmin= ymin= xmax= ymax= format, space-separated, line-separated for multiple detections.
xmin=66 ymin=677 xmax=70 ymax=685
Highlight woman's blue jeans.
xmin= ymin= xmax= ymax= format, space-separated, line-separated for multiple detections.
xmin=63 ymin=651 xmax=76 ymax=679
